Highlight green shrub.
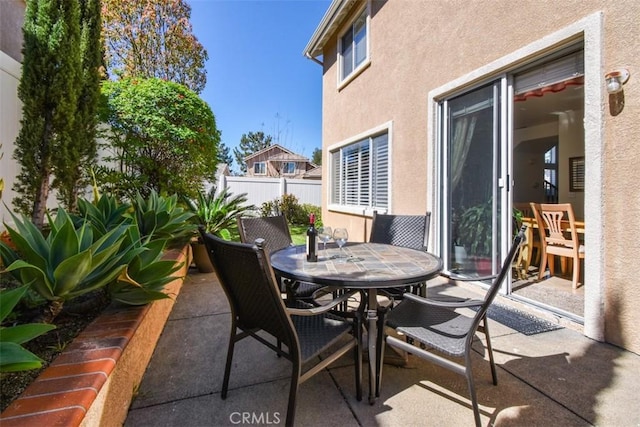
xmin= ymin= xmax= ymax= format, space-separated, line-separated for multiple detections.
xmin=260 ymin=194 xmax=320 ymax=226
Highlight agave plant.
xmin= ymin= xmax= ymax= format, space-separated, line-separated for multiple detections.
xmin=184 ymin=187 xmax=254 ymax=240
xmin=74 ymin=193 xmax=132 ymax=236
xmin=0 ymin=286 xmax=56 ymax=372
xmin=127 ymin=190 xmax=196 ymax=248
xmin=0 ymin=208 xmax=132 ymax=322
xmin=107 ymin=224 xmax=183 ymax=305
xmin=109 ymin=241 xmax=183 ymax=305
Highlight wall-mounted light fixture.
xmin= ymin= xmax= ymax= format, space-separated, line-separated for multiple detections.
xmin=605 ymin=68 xmax=630 ymax=94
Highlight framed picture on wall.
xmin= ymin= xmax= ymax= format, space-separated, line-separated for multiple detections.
xmin=569 ymin=156 xmax=585 ymax=192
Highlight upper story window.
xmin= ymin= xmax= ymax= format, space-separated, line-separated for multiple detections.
xmin=339 ymin=8 xmax=369 ymax=83
xmin=254 ymin=162 xmax=266 ymax=175
xmin=330 ymin=130 xmax=388 ymax=212
xmin=282 ymin=162 xmax=296 ymax=175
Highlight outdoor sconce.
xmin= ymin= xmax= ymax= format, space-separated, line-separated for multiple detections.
xmin=605 ymin=68 xmax=630 ymax=94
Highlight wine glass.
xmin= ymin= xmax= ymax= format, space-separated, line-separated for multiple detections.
xmin=332 ymin=228 xmax=349 ymax=259
xmin=317 ymin=226 xmax=332 ymax=257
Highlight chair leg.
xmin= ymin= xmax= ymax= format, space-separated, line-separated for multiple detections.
xmin=222 ymin=331 xmax=237 ymax=399
xmin=465 ymin=352 xmax=482 ymax=427
xmin=286 ymin=362 xmax=301 ymax=427
xmin=537 ymin=248 xmax=548 ymax=280
xmin=354 ymin=312 xmax=363 ymax=401
xmin=376 ymin=306 xmax=389 ymax=398
xmin=572 ymin=256 xmax=580 ymax=289
xmin=560 ymin=256 xmax=568 ymax=275
xmin=481 ymin=316 xmax=498 ymax=385
xmin=548 ymin=254 xmax=555 ymax=276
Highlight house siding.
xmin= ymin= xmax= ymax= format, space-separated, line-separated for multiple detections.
xmin=314 ymin=0 xmax=640 ymax=353
xmin=245 ymin=145 xmax=314 ymax=178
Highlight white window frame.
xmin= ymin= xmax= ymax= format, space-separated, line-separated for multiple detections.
xmin=253 ymin=162 xmax=266 ymax=175
xmin=337 ymin=5 xmax=371 ymax=89
xmin=328 ymin=121 xmax=392 ymax=216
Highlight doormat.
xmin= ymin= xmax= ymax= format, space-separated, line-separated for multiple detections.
xmin=482 ymin=304 xmax=564 ymax=336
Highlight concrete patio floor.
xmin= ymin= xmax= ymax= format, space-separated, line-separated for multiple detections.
xmin=125 ymin=269 xmax=640 ymax=426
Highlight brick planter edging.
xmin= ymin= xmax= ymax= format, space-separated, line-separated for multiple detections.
xmin=1 ymin=246 xmax=190 ymax=427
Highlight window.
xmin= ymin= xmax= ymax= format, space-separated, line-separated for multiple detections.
xmin=339 ymin=9 xmax=368 ymax=82
xmin=282 ymin=162 xmax=296 ymax=175
xmin=254 ymin=162 xmax=266 ymax=175
xmin=330 ymin=131 xmax=388 ymax=211
xmin=544 ymin=146 xmax=558 ymax=202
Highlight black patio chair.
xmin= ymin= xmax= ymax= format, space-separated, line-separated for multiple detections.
xmin=368 ymin=211 xmax=432 ymax=389
xmin=237 ymin=215 xmax=324 ymax=303
xmin=199 ymin=230 xmax=363 ymax=427
xmin=382 ymin=226 xmax=526 ymax=427
xmin=369 ymin=211 xmax=431 ymax=298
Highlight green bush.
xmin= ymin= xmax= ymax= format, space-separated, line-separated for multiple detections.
xmin=260 ymin=194 xmax=321 ymax=226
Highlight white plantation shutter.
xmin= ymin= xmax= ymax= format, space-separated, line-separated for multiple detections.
xmin=372 ymin=134 xmax=388 ymax=209
xmin=331 ymin=151 xmax=341 ymax=204
xmin=330 ymin=132 xmax=388 ymax=209
xmin=344 ymin=143 xmax=360 ymax=205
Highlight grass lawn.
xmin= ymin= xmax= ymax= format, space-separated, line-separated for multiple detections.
xmin=289 ymin=225 xmax=307 ymax=245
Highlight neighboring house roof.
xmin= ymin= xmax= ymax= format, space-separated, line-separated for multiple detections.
xmin=303 ymin=166 xmax=322 ymax=179
xmin=268 ymin=152 xmax=309 ymax=162
xmin=215 ymin=163 xmax=230 ymax=177
xmin=303 ymin=0 xmax=352 ymax=60
xmin=244 ymin=144 xmax=297 ymax=162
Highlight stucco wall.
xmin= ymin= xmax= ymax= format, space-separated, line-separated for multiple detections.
xmin=317 ymin=0 xmax=640 ymax=353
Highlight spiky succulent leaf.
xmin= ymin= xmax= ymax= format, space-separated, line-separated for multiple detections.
xmin=1 ymin=323 xmax=56 ymax=344
xmin=0 ymin=342 xmax=46 ymax=372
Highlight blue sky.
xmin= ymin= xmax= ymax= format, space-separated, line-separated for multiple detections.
xmin=188 ymin=0 xmax=331 ymax=171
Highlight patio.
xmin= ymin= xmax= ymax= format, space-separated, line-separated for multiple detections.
xmin=125 ymin=268 xmax=640 ymax=426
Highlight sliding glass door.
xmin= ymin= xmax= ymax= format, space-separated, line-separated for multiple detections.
xmin=440 ymin=81 xmax=506 ymax=277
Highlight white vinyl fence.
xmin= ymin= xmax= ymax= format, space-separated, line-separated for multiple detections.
xmin=211 ymin=175 xmax=321 ymax=211
xmin=0 ymin=51 xmax=23 ymax=227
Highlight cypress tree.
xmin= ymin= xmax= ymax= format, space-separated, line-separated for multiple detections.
xmin=13 ymin=0 xmax=81 ymax=227
xmin=55 ymin=0 xmax=103 ymax=210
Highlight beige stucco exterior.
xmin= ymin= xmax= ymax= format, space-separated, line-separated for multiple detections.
xmin=307 ymin=0 xmax=639 ymax=354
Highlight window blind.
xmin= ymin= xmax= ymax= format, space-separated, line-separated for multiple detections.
xmin=514 ymin=51 xmax=584 ymax=94
xmin=331 ymin=132 xmax=388 ymax=209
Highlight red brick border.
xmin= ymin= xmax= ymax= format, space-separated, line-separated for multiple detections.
xmin=1 ymin=247 xmax=189 ymax=427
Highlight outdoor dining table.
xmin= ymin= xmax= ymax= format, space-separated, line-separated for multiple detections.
xmin=270 ymin=242 xmax=443 ymax=404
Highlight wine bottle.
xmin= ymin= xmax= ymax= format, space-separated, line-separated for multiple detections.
xmin=306 ymin=213 xmax=318 ymax=262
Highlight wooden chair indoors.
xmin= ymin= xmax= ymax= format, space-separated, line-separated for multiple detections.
xmin=534 ymin=203 xmax=585 ymax=289
xmin=513 ymin=202 xmax=542 ymax=278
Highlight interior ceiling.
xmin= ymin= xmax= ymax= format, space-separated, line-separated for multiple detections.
xmin=513 ymin=84 xmax=584 ymax=129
